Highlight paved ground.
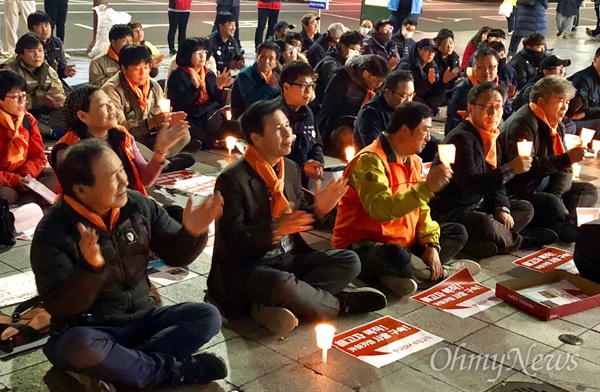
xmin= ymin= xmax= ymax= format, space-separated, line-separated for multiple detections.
xmin=1 ymin=1 xmax=600 ymax=392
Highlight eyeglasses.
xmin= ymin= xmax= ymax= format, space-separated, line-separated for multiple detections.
xmin=389 ymin=90 xmax=416 ymax=100
xmin=473 ymin=103 xmax=503 ymax=112
xmin=4 ymin=93 xmax=29 ymax=103
xmin=291 ymin=82 xmax=315 ymax=92
xmin=194 ymin=49 xmax=209 ymax=56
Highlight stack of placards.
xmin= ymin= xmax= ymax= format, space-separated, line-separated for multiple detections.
xmin=154 ymin=170 xmax=216 ymax=196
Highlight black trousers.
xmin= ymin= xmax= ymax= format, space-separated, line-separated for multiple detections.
xmin=167 ymin=11 xmax=190 ymax=51
xmin=254 ymin=8 xmax=279 ymax=48
xmin=245 ymin=246 xmax=360 ymax=320
xmin=44 ymin=0 xmax=68 ymax=43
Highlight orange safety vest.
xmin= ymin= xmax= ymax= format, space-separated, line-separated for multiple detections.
xmin=53 ymin=126 xmax=148 ymax=196
xmin=332 ymin=137 xmax=423 ymax=250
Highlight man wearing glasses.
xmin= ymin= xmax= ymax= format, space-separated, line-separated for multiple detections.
xmin=277 ymin=61 xmax=324 ymax=187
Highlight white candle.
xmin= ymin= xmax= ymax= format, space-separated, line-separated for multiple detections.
xmin=580 ymin=128 xmax=595 ymax=147
xmin=593 ymin=140 xmax=600 ymax=158
xmin=345 ymin=146 xmax=355 ymax=162
xmin=438 ymin=144 xmax=456 ymax=167
xmin=225 ymin=109 xmax=232 ymax=121
xmin=225 ymin=136 xmax=237 ymax=155
xmin=517 ymin=139 xmax=533 ymax=157
xmin=158 ymin=98 xmax=171 ymax=113
xmin=572 ymin=163 xmax=581 ymax=179
xmin=315 ymin=324 xmax=336 ymax=364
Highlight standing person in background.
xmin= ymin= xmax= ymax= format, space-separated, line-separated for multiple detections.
xmin=388 ymin=0 xmax=422 ymax=33
xmin=213 ymin=0 xmax=240 ymax=41
xmin=168 ymin=0 xmax=192 ymax=55
xmin=254 ymin=0 xmax=281 ymax=49
xmin=44 ymin=0 xmax=68 ymax=43
xmin=556 ymin=0 xmax=581 ymax=39
xmin=4 ymin=0 xmax=37 ymax=55
xmin=508 ymin=0 xmax=548 ymax=57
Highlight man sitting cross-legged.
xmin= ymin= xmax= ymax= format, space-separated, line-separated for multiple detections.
xmin=207 ymin=99 xmax=387 ymax=337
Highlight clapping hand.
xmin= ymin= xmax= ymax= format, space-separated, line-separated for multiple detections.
xmin=77 ymin=223 xmax=105 ymax=268
xmin=314 ymin=177 xmax=349 ymax=218
xmin=182 ymin=192 xmax=224 ymax=237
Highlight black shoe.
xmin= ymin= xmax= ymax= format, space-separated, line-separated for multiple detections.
xmin=183 ymin=138 xmax=203 ymax=153
xmin=461 ymin=240 xmax=498 ymax=259
xmin=181 ymin=353 xmax=228 ymax=384
xmin=552 ymin=222 xmax=579 ymax=243
xmin=557 ymin=29 xmax=563 ymax=37
xmin=336 ymin=287 xmax=387 ymax=315
xmin=163 ymin=153 xmax=195 ymax=173
xmin=521 ymin=228 xmax=559 ymax=248
xmin=170 ymin=48 xmax=177 ymax=55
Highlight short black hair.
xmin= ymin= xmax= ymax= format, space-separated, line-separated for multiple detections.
xmin=435 ymin=28 xmax=454 ymax=45
xmin=386 ymin=101 xmax=433 ymax=134
xmin=340 ymin=30 xmax=363 ymax=47
xmin=487 ymin=28 xmax=506 ymax=40
xmin=522 ymin=33 xmax=545 ymax=47
xmin=280 ymin=60 xmax=314 ymax=87
xmin=402 ymin=18 xmax=417 ymax=27
xmin=284 ymin=32 xmax=303 ymax=45
xmin=467 ymin=82 xmax=507 ymax=104
xmin=240 ymin=99 xmax=284 ymax=145
xmin=15 ymin=33 xmax=42 ymax=55
xmin=0 ymin=70 xmax=27 ymax=100
xmin=57 ymin=139 xmax=113 ymax=198
xmin=176 ymin=37 xmax=212 ymax=67
xmin=257 ymin=40 xmax=281 ymax=58
xmin=488 ymin=41 xmax=506 ymax=55
xmin=62 ymin=84 xmax=101 ymax=132
xmin=595 ymin=47 xmax=600 ymax=57
xmin=127 ymin=21 xmax=143 ymax=30
xmin=383 ymin=69 xmax=413 ymax=92
xmin=473 ymin=46 xmax=499 ymax=63
xmin=363 ymin=55 xmax=391 ymax=78
xmin=215 ymin=12 xmax=236 ymax=25
xmin=27 ymin=11 xmax=52 ymax=30
xmin=109 ymin=24 xmax=133 ymax=42
xmin=118 ymin=44 xmax=152 ymax=68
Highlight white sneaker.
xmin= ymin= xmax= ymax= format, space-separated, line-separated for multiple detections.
xmin=378 ymin=275 xmax=418 ymax=297
xmin=444 ymin=259 xmax=481 ymax=277
xmin=65 ymin=371 xmax=116 ymax=392
xmin=251 ymin=303 xmax=298 ymax=337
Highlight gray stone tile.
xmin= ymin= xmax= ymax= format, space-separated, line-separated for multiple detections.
xmin=186 ymin=251 xmax=213 ymax=276
xmin=0 ymin=261 xmax=19 ymax=276
xmin=477 ymin=254 xmax=520 ymax=274
xmin=159 ymin=379 xmax=239 ymax=391
xmin=0 ymin=348 xmax=47 ymax=377
xmin=495 ymin=312 xmax=587 ymax=348
xmin=395 ymin=304 xmax=488 ymax=343
xmin=362 ymin=365 xmax=463 ymax=392
xmin=199 ymin=336 xmax=293 ymax=386
xmin=594 ymin=323 xmax=600 ymax=333
xmin=0 ymin=361 xmax=53 ymax=392
xmin=559 ymin=306 xmax=600 ymax=329
xmin=459 ymin=325 xmax=555 ymax=372
xmin=299 ymin=345 xmax=405 ymax=390
xmin=409 ymin=343 xmax=517 ymax=392
xmin=155 ymin=275 xmax=208 ymax=304
xmin=0 ymin=245 xmax=31 ymax=271
xmin=241 ymin=363 xmax=352 ymax=392
xmin=374 ymin=294 xmax=425 ymax=319
xmin=558 ymin=329 xmax=600 ymax=365
xmin=202 ymin=327 xmax=239 ymax=350
xmin=471 ymin=273 xmax=519 ymax=324
xmin=532 ymin=350 xmax=600 ymax=391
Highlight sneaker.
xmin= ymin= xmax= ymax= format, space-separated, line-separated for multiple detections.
xmin=444 ymin=259 xmax=481 ymax=277
xmin=461 ymin=240 xmax=498 ymax=259
xmin=507 ymin=31 xmax=513 ymax=36
xmin=163 ymin=153 xmax=196 ymax=173
xmin=336 ymin=287 xmax=387 ymax=315
xmin=251 ymin=302 xmax=298 ymax=337
xmin=378 ymin=275 xmax=418 ymax=297
xmin=521 ymin=228 xmax=559 ymax=248
xmin=183 ymin=138 xmax=203 ymax=153
xmin=65 ymin=371 xmax=116 ymax=392
xmin=170 ymin=48 xmax=177 ymax=55
xmin=181 ymin=353 xmax=228 ymax=384
xmin=563 ymin=34 xmax=569 ymax=39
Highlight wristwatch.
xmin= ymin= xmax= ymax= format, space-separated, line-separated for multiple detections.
xmin=424 ymin=242 xmax=441 ymax=252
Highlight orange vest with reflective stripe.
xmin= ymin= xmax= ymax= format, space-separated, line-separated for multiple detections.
xmin=54 ymin=126 xmax=148 ymax=196
xmin=332 ymin=136 xmax=423 ymax=250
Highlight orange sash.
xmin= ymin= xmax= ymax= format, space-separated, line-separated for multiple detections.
xmin=467 ymin=117 xmax=499 ymax=168
xmin=529 ymin=103 xmax=566 ymax=155
xmin=108 ymin=46 xmax=119 ymax=63
xmin=124 ymin=75 xmax=150 ymax=111
xmin=64 ymin=194 xmax=121 ymax=231
xmin=0 ymin=109 xmax=27 ymax=164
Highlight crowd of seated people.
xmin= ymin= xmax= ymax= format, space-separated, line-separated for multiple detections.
xmin=2 ymin=13 xmax=600 ymax=391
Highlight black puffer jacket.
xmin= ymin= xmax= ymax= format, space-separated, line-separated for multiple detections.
xmin=31 ymin=190 xmax=208 ymax=329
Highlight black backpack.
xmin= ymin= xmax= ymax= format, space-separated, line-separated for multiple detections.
xmin=0 ymin=197 xmax=15 ymax=247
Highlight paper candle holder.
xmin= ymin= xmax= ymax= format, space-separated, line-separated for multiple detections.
xmin=158 ymin=98 xmax=171 ymax=113
xmin=438 ymin=144 xmax=456 ymax=167
xmin=517 ymin=139 xmax=533 ymax=157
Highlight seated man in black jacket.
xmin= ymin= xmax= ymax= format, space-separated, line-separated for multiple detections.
xmin=207 ymin=12 xmax=244 ymax=73
xmin=431 ymin=83 xmax=556 ymax=259
xmin=568 ymin=47 xmax=600 ymax=135
xmin=306 ymin=22 xmax=346 ymax=68
xmin=31 ymin=140 xmax=227 ymax=390
xmin=508 ymin=33 xmax=546 ymax=90
xmin=499 ymin=75 xmax=598 ymax=243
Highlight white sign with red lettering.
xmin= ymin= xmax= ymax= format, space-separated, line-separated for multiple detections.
xmin=411 ymin=268 xmax=502 ymax=318
xmin=333 ymin=316 xmax=443 ymax=368
xmin=513 ymin=247 xmax=578 ymax=274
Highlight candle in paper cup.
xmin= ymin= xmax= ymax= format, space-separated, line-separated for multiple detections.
xmin=315 ymin=323 xmax=335 ymax=364
xmin=580 ymin=128 xmax=595 ymax=147
xmin=438 ymin=144 xmax=456 ymax=167
xmin=517 ymin=139 xmax=533 ymax=157
xmin=564 ymin=134 xmax=581 ymax=150
xmin=158 ymin=98 xmax=171 ymax=113
xmin=572 ymin=163 xmax=581 ymax=179
xmin=225 ymin=109 xmax=232 ymax=121
xmin=593 ymin=140 xmax=600 ymax=157
xmin=345 ymin=146 xmax=355 ymax=162
xmin=225 ymin=136 xmax=237 ymax=155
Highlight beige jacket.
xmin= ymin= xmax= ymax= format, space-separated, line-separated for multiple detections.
xmin=89 ymin=53 xmax=120 ymax=87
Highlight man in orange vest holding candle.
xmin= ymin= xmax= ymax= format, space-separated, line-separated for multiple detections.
xmin=333 ymin=101 xmax=480 ymax=297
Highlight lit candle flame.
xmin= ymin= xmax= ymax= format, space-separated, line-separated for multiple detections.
xmin=158 ymin=98 xmax=170 ymax=113
xmin=225 ymin=109 xmax=232 ymax=121
xmin=517 ymin=139 xmax=533 ymax=157
xmin=315 ymin=323 xmax=336 ymax=364
xmin=225 ymin=136 xmax=237 ymax=155
xmin=345 ymin=146 xmax=355 ymax=162
xmin=438 ymin=144 xmax=456 ymax=167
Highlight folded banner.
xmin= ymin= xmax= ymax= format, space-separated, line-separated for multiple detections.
xmin=514 ymin=247 xmax=578 ymax=274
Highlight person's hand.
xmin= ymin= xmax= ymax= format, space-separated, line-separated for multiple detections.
xmin=422 ymin=246 xmax=443 ymax=280
xmin=152 ymin=54 xmax=166 ymax=68
xmin=42 ymin=90 xmax=65 ymax=108
xmin=273 ymin=211 xmax=315 ymax=242
xmin=77 ymin=223 xmax=105 ymax=268
xmin=567 ymin=146 xmax=586 ymax=163
xmin=507 ymin=84 xmax=517 ymax=98
xmin=304 ymin=160 xmax=324 ymax=180
xmin=389 ymin=57 xmax=400 ymax=69
xmin=51 ymin=59 xmax=59 ymax=71
xmin=15 ymin=176 xmax=30 ymax=191
xmin=428 ymin=68 xmax=436 ymax=84
xmin=508 ymin=155 xmax=532 ymax=174
xmin=443 ymin=67 xmax=459 ymax=83
xmin=182 ymin=192 xmax=224 ymax=237
xmin=425 ymin=164 xmax=453 ymax=193
xmin=169 ymin=111 xmax=187 ymax=124
xmin=64 ymin=64 xmax=77 ymax=77
xmin=314 ymin=177 xmax=349 ymax=217
xmin=494 ymin=210 xmax=514 ymax=229
xmin=216 ymin=68 xmax=234 ymax=90
xmin=154 ymin=120 xmax=190 ymax=154
xmin=147 ymin=112 xmax=169 ymax=130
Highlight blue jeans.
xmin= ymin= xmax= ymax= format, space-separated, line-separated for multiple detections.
xmin=43 ymin=303 xmax=222 ymax=389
